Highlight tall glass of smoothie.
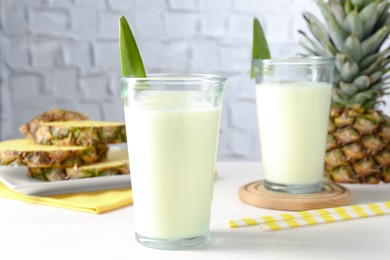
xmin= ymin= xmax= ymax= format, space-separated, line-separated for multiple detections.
xmin=253 ymin=57 xmax=334 ymax=194
xmin=121 ymin=74 xmax=226 ymax=249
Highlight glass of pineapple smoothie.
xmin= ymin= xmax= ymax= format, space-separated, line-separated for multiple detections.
xmin=253 ymin=57 xmax=334 ymax=194
xmin=121 ymin=74 xmax=226 ymax=250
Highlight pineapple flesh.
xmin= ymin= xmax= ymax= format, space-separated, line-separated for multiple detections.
xmin=28 ymin=150 xmax=129 ymax=181
xmin=301 ymin=0 xmax=390 ymax=183
xmin=19 ymin=109 xmax=88 ymax=139
xmin=29 ymin=121 xmax=127 ymax=146
xmin=0 ymin=139 xmax=108 ymax=168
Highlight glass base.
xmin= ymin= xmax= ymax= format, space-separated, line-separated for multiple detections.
xmin=135 ymin=232 xmax=210 ymax=250
xmin=264 ymin=180 xmax=323 ymax=194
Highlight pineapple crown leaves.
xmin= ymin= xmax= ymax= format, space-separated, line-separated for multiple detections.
xmin=300 ymin=0 xmax=390 ymax=109
xmin=251 ymin=18 xmax=271 ymax=79
xmin=119 ymin=16 xmax=147 ymax=78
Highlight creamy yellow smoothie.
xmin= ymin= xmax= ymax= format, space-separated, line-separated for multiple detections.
xmin=256 ymin=81 xmax=332 ymax=185
xmin=125 ymin=93 xmax=221 ymax=239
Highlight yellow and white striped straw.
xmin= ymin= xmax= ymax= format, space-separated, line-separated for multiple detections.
xmin=228 ymin=201 xmax=390 ymax=231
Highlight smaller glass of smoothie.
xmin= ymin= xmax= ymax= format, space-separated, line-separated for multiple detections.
xmin=121 ymin=74 xmax=226 ymax=250
xmin=253 ymin=57 xmax=334 ymax=194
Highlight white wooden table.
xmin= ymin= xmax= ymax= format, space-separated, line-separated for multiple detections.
xmin=1 ymin=162 xmax=389 ymax=260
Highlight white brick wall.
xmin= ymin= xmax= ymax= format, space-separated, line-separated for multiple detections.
xmin=1 ymin=0 xmax=389 ymax=161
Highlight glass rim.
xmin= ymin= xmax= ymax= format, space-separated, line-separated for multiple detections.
xmin=120 ymin=74 xmax=227 ymax=85
xmin=252 ymin=56 xmax=335 ymax=66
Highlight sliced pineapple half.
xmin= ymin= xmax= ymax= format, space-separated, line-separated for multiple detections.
xmin=29 ymin=121 xmax=127 ymax=146
xmin=0 ymin=139 xmax=108 ymax=168
xmin=28 ymin=150 xmax=129 ymax=181
xmin=20 ymin=109 xmax=88 ymax=139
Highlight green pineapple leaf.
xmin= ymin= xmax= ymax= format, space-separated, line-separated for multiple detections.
xmin=344 ymin=0 xmax=354 ymax=13
xmin=376 ymin=3 xmax=390 ymax=30
xmin=119 ymin=15 xmax=146 ymax=78
xmin=251 ymin=18 xmax=270 ymax=79
xmin=359 ymin=1 xmax=380 ymax=37
xmin=298 ymin=30 xmax=329 ymax=56
xmin=329 ymin=0 xmax=346 ymax=28
xmin=361 ymin=25 xmax=389 ymax=57
xmin=344 ymin=8 xmax=364 ymax=40
xmin=344 ymin=33 xmax=362 ymax=62
xmin=351 ymin=0 xmax=366 ymax=10
xmin=303 ymin=12 xmax=337 ymax=54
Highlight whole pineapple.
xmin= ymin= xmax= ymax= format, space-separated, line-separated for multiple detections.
xmin=300 ymin=0 xmax=390 ymax=183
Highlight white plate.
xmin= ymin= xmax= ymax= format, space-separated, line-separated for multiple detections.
xmin=0 ymin=160 xmax=131 ymax=196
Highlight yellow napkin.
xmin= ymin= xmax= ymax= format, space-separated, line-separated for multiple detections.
xmin=0 ymin=182 xmax=132 ymax=214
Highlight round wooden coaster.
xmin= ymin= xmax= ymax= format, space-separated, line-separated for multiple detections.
xmin=239 ymin=180 xmax=352 ymax=211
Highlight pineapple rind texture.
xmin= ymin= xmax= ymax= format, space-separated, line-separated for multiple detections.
xmin=0 ymin=139 xmax=108 ymax=168
xmin=301 ymin=0 xmax=390 ymax=183
xmin=19 ymin=109 xmax=88 ymax=139
xmin=29 ymin=121 xmax=127 ymax=146
xmin=326 ymin=108 xmax=390 ymax=183
xmin=28 ymin=151 xmax=129 ymax=181
xmin=28 ymin=161 xmax=129 ymax=181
